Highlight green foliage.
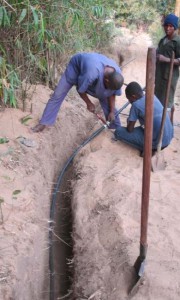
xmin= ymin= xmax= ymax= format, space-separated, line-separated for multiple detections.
xmin=111 ymin=0 xmax=176 ymax=28
xmin=0 ymin=137 xmax=9 ymax=144
xmin=0 ymin=0 xmax=177 ymax=109
xmin=148 ymin=18 xmax=165 ymax=47
xmin=20 ymin=114 xmax=32 ymax=125
xmin=147 ymin=0 xmax=176 ymax=15
xmin=0 ymin=0 xmax=114 ymax=102
xmin=0 ymin=6 xmax=11 ymax=27
xmin=0 ymin=57 xmax=20 ymax=107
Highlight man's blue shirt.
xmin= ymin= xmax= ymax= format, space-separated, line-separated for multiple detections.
xmin=128 ymin=95 xmax=173 ymax=147
xmin=65 ymin=53 xmax=122 ymax=100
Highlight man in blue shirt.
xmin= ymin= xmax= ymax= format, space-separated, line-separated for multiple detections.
xmin=32 ymin=52 xmax=124 ymax=132
xmin=114 ymin=82 xmax=173 ymax=155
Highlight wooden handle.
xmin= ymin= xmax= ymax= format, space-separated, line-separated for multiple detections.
xmin=141 ymin=47 xmax=156 ymax=246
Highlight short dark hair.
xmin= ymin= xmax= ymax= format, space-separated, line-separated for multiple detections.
xmin=125 ymin=81 xmax=143 ymax=98
xmin=107 ymin=71 xmax=124 ymax=90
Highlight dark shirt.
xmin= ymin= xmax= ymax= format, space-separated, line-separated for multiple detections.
xmin=155 ymin=34 xmax=180 ymax=107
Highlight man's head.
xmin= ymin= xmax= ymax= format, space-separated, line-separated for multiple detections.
xmin=125 ymin=82 xmax=144 ymax=103
xmin=164 ymin=13 xmax=179 ymax=29
xmin=104 ymin=71 xmax=124 ymax=90
xmin=163 ymin=14 xmax=179 ymax=37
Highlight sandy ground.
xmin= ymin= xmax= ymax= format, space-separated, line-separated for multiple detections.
xmin=0 ymin=28 xmax=180 ymax=300
xmin=72 ymin=31 xmax=180 ymax=300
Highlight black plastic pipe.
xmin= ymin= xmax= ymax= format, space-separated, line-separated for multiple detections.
xmin=49 ymin=101 xmax=130 ymax=300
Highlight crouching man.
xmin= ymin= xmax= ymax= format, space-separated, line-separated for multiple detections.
xmin=114 ymin=81 xmax=173 ymax=156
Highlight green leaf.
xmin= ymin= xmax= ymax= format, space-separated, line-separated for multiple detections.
xmin=40 ymin=12 xmax=45 ymax=38
xmin=3 ymin=7 xmax=10 ymax=27
xmin=92 ymin=6 xmax=104 ymax=18
xmin=0 ymin=7 xmax=4 ymax=26
xmin=19 ymin=8 xmax=27 ymax=24
xmin=21 ymin=115 xmax=32 ymax=125
xmin=3 ymin=88 xmax=8 ymax=104
xmin=0 ymin=137 xmax=9 ymax=144
xmin=15 ymin=38 xmax=22 ymax=49
xmin=9 ymin=89 xmax=16 ymax=107
xmin=12 ymin=190 xmax=21 ymax=196
xmin=31 ymin=6 xmax=39 ymax=30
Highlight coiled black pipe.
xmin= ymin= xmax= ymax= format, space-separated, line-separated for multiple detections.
xmin=49 ymin=101 xmax=129 ymax=300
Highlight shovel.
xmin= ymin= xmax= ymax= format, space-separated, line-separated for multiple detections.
xmin=94 ymin=112 xmax=110 ymax=127
xmin=129 ymin=47 xmax=156 ymax=296
xmin=151 ymin=51 xmax=174 ymax=172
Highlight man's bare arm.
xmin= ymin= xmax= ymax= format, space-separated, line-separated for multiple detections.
xmin=127 ymin=120 xmax=136 ymax=132
xmin=78 ymin=92 xmax=95 ymax=112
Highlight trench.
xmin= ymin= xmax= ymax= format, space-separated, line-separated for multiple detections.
xmin=48 ymin=102 xmax=129 ymax=300
xmin=51 ymin=166 xmax=74 ymax=300
xmin=49 ymin=127 xmax=106 ymax=300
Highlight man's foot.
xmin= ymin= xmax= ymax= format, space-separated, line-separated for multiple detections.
xmin=31 ymin=124 xmax=46 ymax=132
xmin=111 ymin=137 xmax=117 ymax=143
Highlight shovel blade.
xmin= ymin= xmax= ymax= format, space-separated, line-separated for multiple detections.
xmin=151 ymin=151 xmax=166 ymax=172
xmin=129 ymin=256 xmax=146 ymax=296
xmin=134 ymin=255 xmax=146 ymax=277
xmin=129 ymin=275 xmax=144 ymax=298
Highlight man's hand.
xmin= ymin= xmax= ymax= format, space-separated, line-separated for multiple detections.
xmin=156 ymin=54 xmax=169 ymax=63
xmin=87 ymin=102 xmax=95 ymax=113
xmin=78 ymin=92 xmax=96 ymax=113
xmin=157 ymin=54 xmax=180 ymax=66
xmin=108 ymin=112 xmax=115 ymax=123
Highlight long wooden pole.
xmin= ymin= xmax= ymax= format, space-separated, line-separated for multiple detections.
xmin=140 ymin=47 xmax=156 ymax=246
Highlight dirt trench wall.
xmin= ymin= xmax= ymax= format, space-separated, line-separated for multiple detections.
xmin=0 ymin=85 xmax=97 ymax=300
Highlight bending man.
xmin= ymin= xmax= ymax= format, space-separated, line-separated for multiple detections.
xmin=32 ymin=52 xmax=124 ymax=132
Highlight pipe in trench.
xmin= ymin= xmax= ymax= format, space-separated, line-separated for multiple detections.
xmin=48 ymin=101 xmax=130 ymax=300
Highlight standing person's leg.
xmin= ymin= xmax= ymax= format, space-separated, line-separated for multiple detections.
xmin=167 ymin=83 xmax=175 ymax=125
xmin=170 ymin=105 xmax=175 ymax=124
xmin=40 ymin=73 xmax=73 ymax=125
xmin=114 ymin=126 xmax=144 ymax=151
xmin=155 ymin=77 xmax=176 ymax=125
xmin=169 ymin=74 xmax=180 ymax=125
xmin=167 ymin=106 xmax=174 ymax=125
xmin=99 ymin=98 xmax=121 ymax=129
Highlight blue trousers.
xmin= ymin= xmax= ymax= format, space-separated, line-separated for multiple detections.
xmin=40 ymin=73 xmax=121 ymax=129
xmin=114 ymin=126 xmax=145 ymax=151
